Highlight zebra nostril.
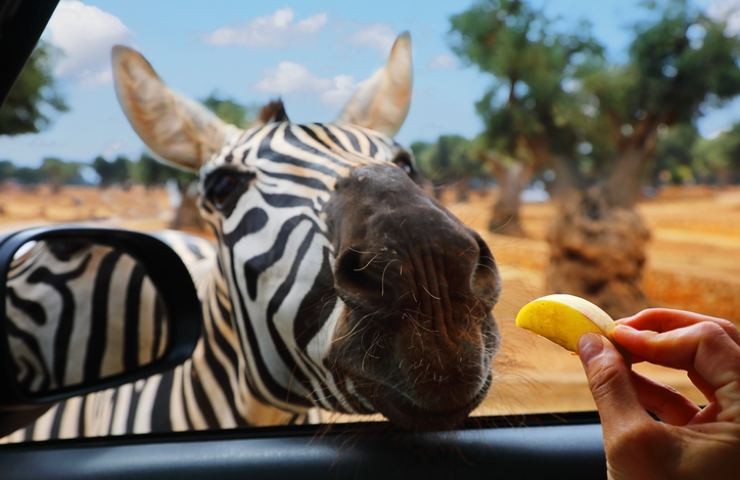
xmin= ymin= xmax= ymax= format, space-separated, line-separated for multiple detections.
xmin=334 ymin=248 xmax=389 ymax=307
xmin=470 ymin=233 xmax=500 ymax=307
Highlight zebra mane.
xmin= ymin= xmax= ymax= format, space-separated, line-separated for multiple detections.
xmin=258 ymin=99 xmax=289 ymax=124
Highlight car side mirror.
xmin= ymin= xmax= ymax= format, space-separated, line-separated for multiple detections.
xmin=0 ymin=226 xmax=201 ymax=413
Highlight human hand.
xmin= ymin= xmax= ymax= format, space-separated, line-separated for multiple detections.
xmin=577 ymin=308 xmax=740 ymax=480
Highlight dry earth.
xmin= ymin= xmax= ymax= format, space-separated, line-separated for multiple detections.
xmin=446 ymin=186 xmax=740 ymax=415
xmin=1 ymin=184 xmax=738 ymax=417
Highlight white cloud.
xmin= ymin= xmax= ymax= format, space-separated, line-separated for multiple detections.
xmin=46 ymin=1 xmax=132 ymax=87
xmin=428 ymin=53 xmax=457 ymax=70
xmin=204 ymin=8 xmax=327 ymax=47
xmin=255 ymin=62 xmax=357 ymax=107
xmin=79 ymin=68 xmax=113 ymax=88
xmin=348 ymin=23 xmax=396 ymax=55
xmin=707 ymin=0 xmax=740 ymax=36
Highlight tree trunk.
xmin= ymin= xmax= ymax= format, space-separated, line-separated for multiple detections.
xmin=546 ymin=186 xmax=651 ymax=319
xmin=488 ymin=161 xmax=533 ymax=236
xmin=603 ymin=140 xmax=657 ymax=208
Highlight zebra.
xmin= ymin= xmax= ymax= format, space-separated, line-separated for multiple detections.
xmin=2 ymin=32 xmax=501 ymax=441
xmin=5 ymin=238 xmax=169 ymax=395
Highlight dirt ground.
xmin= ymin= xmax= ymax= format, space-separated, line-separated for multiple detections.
xmin=1 ymin=184 xmax=738 ymax=417
xmin=445 ymin=186 xmax=740 ymax=415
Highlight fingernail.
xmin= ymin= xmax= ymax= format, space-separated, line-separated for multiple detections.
xmin=613 ymin=325 xmax=639 ymax=339
xmin=614 ymin=325 xmax=637 ymax=333
xmin=578 ymin=333 xmax=604 ymax=364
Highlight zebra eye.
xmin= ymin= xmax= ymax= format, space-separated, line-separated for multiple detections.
xmin=204 ymin=170 xmax=254 ymax=213
xmin=392 ymin=151 xmax=415 ymax=177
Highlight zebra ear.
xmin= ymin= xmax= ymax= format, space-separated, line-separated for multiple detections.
xmin=111 ymin=45 xmax=240 ymax=172
xmin=336 ymin=32 xmax=412 ymax=137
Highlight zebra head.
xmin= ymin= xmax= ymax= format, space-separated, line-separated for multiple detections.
xmin=112 ymin=33 xmax=501 ymax=430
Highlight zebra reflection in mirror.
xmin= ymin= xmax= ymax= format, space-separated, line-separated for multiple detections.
xmin=3 ymin=32 xmax=501 ymax=441
xmin=6 ymin=239 xmax=169 ymax=394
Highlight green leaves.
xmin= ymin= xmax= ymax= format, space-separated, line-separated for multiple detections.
xmin=200 ymin=92 xmax=257 ymax=129
xmin=450 ymin=0 xmax=740 ymax=206
xmin=450 ymin=0 xmax=603 ymax=165
xmin=0 ymin=42 xmax=68 ymax=136
xmin=411 ymin=135 xmax=486 ymax=183
xmin=691 ymin=123 xmax=740 ymax=184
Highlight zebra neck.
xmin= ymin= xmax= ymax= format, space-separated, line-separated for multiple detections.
xmin=184 ymin=265 xmax=299 ymax=428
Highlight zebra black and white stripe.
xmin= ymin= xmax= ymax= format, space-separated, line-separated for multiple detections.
xmin=6 ymin=239 xmax=169 ymax=394
xmin=1 ymin=121 xmax=401 ymax=443
xmin=2 ymin=32 xmax=499 ymax=441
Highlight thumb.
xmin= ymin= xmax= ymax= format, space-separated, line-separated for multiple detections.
xmin=578 ymin=333 xmax=651 ymax=435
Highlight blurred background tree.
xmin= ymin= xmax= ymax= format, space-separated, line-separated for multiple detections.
xmin=450 ymin=0 xmax=603 ymax=234
xmin=412 ymin=134 xmax=488 ymax=200
xmin=691 ymin=122 xmax=740 ymax=185
xmin=652 ymin=124 xmax=700 ymax=185
xmin=450 ymin=0 xmax=740 ymax=316
xmin=0 ymin=42 xmax=67 ymax=136
xmin=38 ymin=157 xmax=83 ymax=191
xmin=200 ymin=92 xmax=256 ymax=129
xmin=574 ymin=0 xmax=740 ymax=207
xmin=92 ymin=155 xmax=132 ymax=188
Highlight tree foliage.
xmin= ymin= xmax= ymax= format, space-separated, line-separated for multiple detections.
xmin=128 ymin=153 xmax=194 ymax=187
xmin=692 ymin=122 xmax=740 ymax=185
xmin=449 ymin=0 xmax=604 ymax=232
xmin=39 ymin=157 xmax=84 ymax=187
xmin=0 ymin=42 xmax=68 ymax=136
xmin=411 ymin=135 xmax=486 ymax=183
xmin=450 ymin=0 xmax=740 ymax=206
xmin=449 ymin=0 xmax=740 ymax=315
xmin=92 ymin=155 xmax=132 ymax=187
xmin=578 ymin=0 xmax=740 ymax=205
xmin=450 ymin=0 xmax=603 ymax=167
xmin=652 ymin=123 xmax=700 ymax=185
xmin=200 ymin=92 xmax=256 ymax=129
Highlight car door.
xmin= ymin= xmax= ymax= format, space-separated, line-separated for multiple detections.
xmin=0 ymin=413 xmax=606 ymax=479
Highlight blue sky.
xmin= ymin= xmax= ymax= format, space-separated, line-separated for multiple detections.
xmin=1 ymin=0 xmax=738 ymax=167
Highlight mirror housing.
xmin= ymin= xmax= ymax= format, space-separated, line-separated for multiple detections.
xmin=0 ymin=226 xmax=202 ymax=411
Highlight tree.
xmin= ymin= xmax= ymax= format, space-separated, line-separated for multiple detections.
xmin=412 ymin=135 xmax=485 ymax=181
xmin=93 ymin=155 xmax=134 ymax=187
xmin=652 ymin=124 xmax=700 ymax=185
xmin=547 ymin=0 xmax=740 ymax=317
xmin=38 ymin=157 xmax=83 ymax=191
xmin=692 ymin=122 xmax=740 ymax=185
xmin=452 ymin=0 xmax=740 ymax=316
xmin=0 ymin=160 xmax=15 ymax=183
xmin=200 ymin=92 xmax=256 ymax=129
xmin=412 ymin=135 xmax=489 ymax=201
xmin=13 ymin=167 xmax=44 ymax=185
xmin=0 ymin=42 xmax=67 ymax=136
xmin=450 ymin=0 xmax=603 ymax=234
xmin=129 ymin=153 xmax=190 ymax=187
xmin=574 ymin=0 xmax=740 ymax=206
xmin=92 ymin=156 xmax=114 ymax=187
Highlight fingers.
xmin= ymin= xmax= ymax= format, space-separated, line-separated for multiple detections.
xmin=578 ymin=332 xmax=702 ymax=426
xmin=715 ymin=380 xmax=740 ymax=423
xmin=688 ymin=370 xmax=717 ymax=402
xmin=613 ymin=322 xmax=740 ymax=391
xmin=630 ymin=370 xmax=700 ymax=425
xmin=618 ymin=309 xmax=740 ymax=346
xmin=578 ymin=333 xmax=651 ymax=434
